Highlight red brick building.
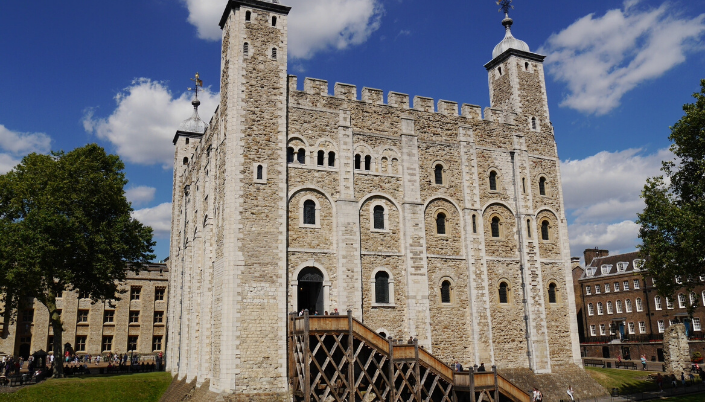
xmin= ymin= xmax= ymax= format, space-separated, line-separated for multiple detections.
xmin=576 ymin=249 xmax=705 ymax=362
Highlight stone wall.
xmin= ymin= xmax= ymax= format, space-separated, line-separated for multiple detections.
xmin=664 ymin=323 xmax=690 ymax=374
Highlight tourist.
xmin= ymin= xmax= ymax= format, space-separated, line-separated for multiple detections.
xmin=670 ymin=374 xmax=677 ymax=388
xmin=532 ymin=387 xmax=543 ymax=402
xmin=454 ymin=361 xmax=463 ymax=372
xmin=407 ymin=337 xmax=414 ymax=345
xmin=332 ymin=308 xmax=339 ymax=315
xmin=640 ymin=354 xmax=647 ymax=370
xmin=681 ymin=372 xmax=686 ymax=386
xmin=567 ymin=386 xmax=574 ymax=401
xmin=656 ymin=373 xmax=663 ymax=391
xmin=478 ymin=363 xmax=486 ymax=372
xmin=324 ymin=311 xmax=328 ymax=315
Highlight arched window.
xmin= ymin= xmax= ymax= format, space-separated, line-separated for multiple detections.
xmin=499 ymin=282 xmax=508 ymax=304
xmin=531 ymin=117 xmax=537 ymax=130
xmin=297 ymin=148 xmax=305 ymax=164
xmin=527 ymin=219 xmax=532 ymax=238
xmin=539 ymin=177 xmax=546 ymax=196
xmin=625 ymin=299 xmax=632 ymax=313
xmin=328 ymin=151 xmax=335 ymax=167
xmin=256 ymin=165 xmax=263 ymax=180
xmin=616 ymin=300 xmax=623 ymax=313
xmin=272 ymin=48 xmax=277 ymax=59
xmin=272 ymin=16 xmax=277 ymax=26
xmin=489 ymin=171 xmax=497 ymax=191
xmin=185 ymin=138 xmax=189 ymax=144
xmin=541 ymin=220 xmax=550 ymax=241
xmin=243 ymin=42 xmax=249 ymax=56
xmin=287 ymin=147 xmax=295 ymax=163
xmin=245 ymin=11 xmax=251 ymax=21
xmin=436 ymin=213 xmax=446 ymax=235
xmin=434 ymin=164 xmax=443 ymax=185
xmin=548 ymin=283 xmax=557 ymax=303
xmin=375 ymin=271 xmax=389 ymax=304
xmin=472 ymin=215 xmax=477 ymax=233
xmin=303 ymin=200 xmax=316 ymax=225
xmin=525 ymin=62 xmax=529 ymax=70
xmin=182 ymin=157 xmax=188 ymax=165
xmin=498 ymin=67 xmax=502 ymax=76
xmin=441 ymin=280 xmax=452 ymax=304
xmin=364 ymin=155 xmax=372 ymax=171
xmin=636 ymin=298 xmax=643 ymax=312
xmin=317 ymin=150 xmax=324 ymax=166
xmin=491 ymin=217 xmax=500 ymax=238
xmin=355 ymin=154 xmax=361 ymax=170
xmin=606 ymin=301 xmax=613 ymax=314
xmin=373 ymin=206 xmax=385 ymax=230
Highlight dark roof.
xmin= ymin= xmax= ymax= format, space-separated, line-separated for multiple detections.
xmin=580 ymin=251 xmax=645 ymax=280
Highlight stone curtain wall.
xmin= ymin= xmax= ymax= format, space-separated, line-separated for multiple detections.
xmin=664 ymin=324 xmax=690 ymax=374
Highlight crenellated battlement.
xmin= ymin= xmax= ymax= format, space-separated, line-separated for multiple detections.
xmin=289 ymin=75 xmax=488 ymax=121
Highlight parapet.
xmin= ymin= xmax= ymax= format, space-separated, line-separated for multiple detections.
xmin=361 ymin=88 xmax=384 ymax=105
xmin=413 ymin=96 xmax=434 ymax=112
xmin=334 ymin=83 xmax=356 ymax=100
xmin=304 ymin=77 xmax=328 ymax=96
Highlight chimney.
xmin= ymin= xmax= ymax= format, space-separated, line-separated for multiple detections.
xmin=584 ymin=248 xmax=609 ymax=266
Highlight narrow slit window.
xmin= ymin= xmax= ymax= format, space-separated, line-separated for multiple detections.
xmin=472 ymin=215 xmax=477 ymax=233
xmin=328 ymin=151 xmax=335 ymax=167
xmin=434 ymin=164 xmax=443 ymax=185
xmin=272 ymin=48 xmax=277 ymax=59
xmin=364 ymin=155 xmax=371 ymax=171
xmin=491 ymin=217 xmax=500 ymax=238
xmin=355 ymin=154 xmax=361 ymax=170
xmin=373 ymin=206 xmax=385 ymax=230
xmin=522 ymin=177 xmax=526 ymax=193
xmin=531 ymin=117 xmax=537 ymax=130
xmin=243 ymin=42 xmax=249 ymax=56
xmin=375 ymin=271 xmax=389 ymax=304
xmin=498 ymin=67 xmax=502 ymax=76
xmin=317 ymin=150 xmax=324 ymax=166
xmin=499 ymin=282 xmax=508 ymax=304
xmin=548 ymin=283 xmax=557 ymax=303
xmin=441 ymin=281 xmax=451 ymax=304
xmin=489 ymin=171 xmax=497 ymax=191
xmin=287 ymin=147 xmax=295 ymax=163
xmin=245 ymin=11 xmax=251 ymax=21
xmin=297 ymin=148 xmax=305 ymax=164
xmin=303 ymin=200 xmax=316 ymax=225
xmin=539 ymin=177 xmax=546 ymax=196
xmin=436 ymin=213 xmax=446 ymax=235
xmin=541 ymin=220 xmax=550 ymax=241
xmin=525 ymin=62 xmax=529 ymax=70
xmin=256 ymin=165 xmax=263 ymax=180
xmin=272 ymin=16 xmax=277 ymax=26
xmin=527 ymin=219 xmax=531 ymax=238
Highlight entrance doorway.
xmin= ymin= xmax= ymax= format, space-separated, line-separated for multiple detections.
xmin=19 ymin=343 xmax=30 ymax=360
xmin=602 ymin=346 xmax=610 ymax=358
xmin=297 ymin=267 xmax=324 ymax=314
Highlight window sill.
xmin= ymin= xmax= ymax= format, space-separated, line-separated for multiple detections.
xmin=371 ymin=229 xmax=390 ymax=234
xmin=129 ymin=323 xmax=140 ymax=326
xmin=103 ymin=322 xmax=115 ymax=326
xmin=153 ymin=323 xmax=165 ymax=326
xmin=77 ymin=322 xmax=89 ymax=326
xmin=371 ymin=303 xmax=396 ymax=308
xmin=299 ymin=224 xmax=321 ymax=229
xmin=254 ymin=179 xmax=266 ymax=184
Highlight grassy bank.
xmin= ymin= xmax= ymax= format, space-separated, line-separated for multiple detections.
xmin=585 ymin=367 xmax=660 ymax=394
xmin=0 ymin=372 xmax=172 ymax=402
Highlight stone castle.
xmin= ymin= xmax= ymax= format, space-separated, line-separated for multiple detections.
xmin=166 ymin=0 xmax=582 ymax=399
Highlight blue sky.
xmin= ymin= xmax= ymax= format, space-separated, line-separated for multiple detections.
xmin=1 ymin=0 xmax=704 ymax=261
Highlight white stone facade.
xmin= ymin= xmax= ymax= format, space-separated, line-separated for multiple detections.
xmin=166 ymin=0 xmax=582 ymax=399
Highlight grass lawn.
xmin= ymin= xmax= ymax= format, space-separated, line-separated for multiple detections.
xmin=585 ymin=367 xmax=661 ymax=394
xmin=0 ymin=372 xmax=172 ymax=402
xmin=663 ymin=395 xmax=705 ymax=402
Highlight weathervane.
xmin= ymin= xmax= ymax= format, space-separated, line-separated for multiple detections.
xmin=188 ymin=72 xmax=203 ymax=101
xmin=497 ymin=0 xmax=513 ymax=15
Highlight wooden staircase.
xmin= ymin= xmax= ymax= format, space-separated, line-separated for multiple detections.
xmin=288 ymin=311 xmax=531 ymax=402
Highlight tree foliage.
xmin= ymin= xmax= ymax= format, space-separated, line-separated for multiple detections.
xmin=637 ymin=79 xmax=705 ymax=314
xmin=0 ymin=144 xmax=154 ymax=375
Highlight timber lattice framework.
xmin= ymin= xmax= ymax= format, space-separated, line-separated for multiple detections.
xmin=288 ymin=311 xmax=531 ymax=402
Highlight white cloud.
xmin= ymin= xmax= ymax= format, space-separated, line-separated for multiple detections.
xmin=125 ymin=186 xmax=157 ymax=207
xmin=132 ymin=202 xmax=172 ymax=239
xmin=540 ymin=1 xmax=705 ymax=115
xmin=181 ymin=0 xmax=384 ymax=59
xmin=83 ymin=78 xmax=219 ymax=168
xmin=561 ymin=148 xmax=673 ymax=257
xmin=0 ymin=124 xmax=52 ymax=173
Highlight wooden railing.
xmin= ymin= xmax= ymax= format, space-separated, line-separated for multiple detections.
xmin=288 ymin=311 xmax=531 ymax=402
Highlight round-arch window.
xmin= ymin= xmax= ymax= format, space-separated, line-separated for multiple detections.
xmin=297 ymin=148 xmax=305 ymax=164
xmin=328 ymin=151 xmax=336 ymax=167
xmin=375 ymin=271 xmax=389 ymax=304
xmin=499 ymin=282 xmax=508 ymax=304
xmin=539 ymin=177 xmax=547 ymax=196
xmin=373 ymin=206 xmax=385 ymax=230
xmin=441 ymin=280 xmax=451 ymax=304
xmin=489 ymin=171 xmax=497 ymax=191
xmin=436 ymin=213 xmax=446 ymax=235
xmin=548 ymin=283 xmax=557 ymax=303
xmin=182 ymin=157 xmax=188 ymax=165
xmin=256 ymin=165 xmax=263 ymax=180
xmin=354 ymin=154 xmax=361 ymax=170
xmin=541 ymin=220 xmax=550 ymax=241
xmin=364 ymin=155 xmax=372 ymax=171
xmin=287 ymin=147 xmax=295 ymax=163
xmin=303 ymin=200 xmax=316 ymax=225
xmin=434 ymin=165 xmax=443 ymax=185
xmin=491 ymin=217 xmax=500 ymax=238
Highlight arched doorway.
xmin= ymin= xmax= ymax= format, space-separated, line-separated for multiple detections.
xmin=19 ymin=343 xmax=31 ymax=360
xmin=298 ymin=267 xmax=324 ymax=314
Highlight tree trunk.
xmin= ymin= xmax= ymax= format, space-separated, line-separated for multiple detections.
xmin=44 ymin=294 xmax=64 ymax=378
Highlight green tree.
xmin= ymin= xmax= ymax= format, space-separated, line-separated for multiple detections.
xmin=637 ymin=79 xmax=705 ymax=317
xmin=0 ymin=144 xmax=155 ymax=377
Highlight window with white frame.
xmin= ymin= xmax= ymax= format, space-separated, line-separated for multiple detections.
xmin=691 ymin=292 xmax=698 ymax=307
xmin=700 ymin=275 xmax=705 ymax=282
xmin=702 ymin=291 xmax=705 ymax=306
xmin=652 ymin=278 xmax=657 ymax=286
xmin=623 ymin=280 xmax=629 ymax=291
xmin=633 ymin=259 xmax=644 ymax=271
xmin=606 ymin=301 xmax=613 ymax=314
xmin=617 ymin=262 xmax=628 ymax=272
xmin=636 ymin=298 xmax=643 ymax=312
xmin=588 ymin=303 xmax=594 ymax=316
xmin=676 ymin=276 xmax=683 ymax=284
xmin=585 ymin=286 xmax=592 ymax=295
xmin=614 ymin=282 xmax=620 ymax=292
xmin=586 ymin=268 xmax=595 ymax=277
xmin=599 ymin=324 xmax=606 ymax=335
xmin=666 ymin=297 xmax=674 ymax=309
xmin=694 ymin=318 xmax=702 ymax=331
xmin=628 ymin=322 xmax=635 ymax=334
xmin=609 ymin=324 xmax=616 ymax=335
xmin=601 ymin=265 xmax=612 ymax=275
xmin=655 ymin=296 xmax=662 ymax=310
xmin=679 ymin=293 xmax=686 ymax=308
xmin=597 ymin=302 xmax=604 ymax=315
xmin=658 ymin=320 xmax=665 ymax=333
xmin=633 ymin=279 xmax=640 ymax=289
xmin=595 ymin=285 xmax=601 ymax=294
xmin=639 ymin=321 xmax=646 ymax=334
xmin=616 ymin=300 xmax=623 ymax=313
xmin=604 ymin=284 xmax=610 ymax=293
xmin=590 ymin=325 xmax=596 ymax=336
xmin=625 ymin=299 xmax=632 ymax=313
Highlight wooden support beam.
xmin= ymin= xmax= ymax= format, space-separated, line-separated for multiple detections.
xmin=492 ymin=365 xmax=498 ymax=402
xmin=304 ymin=310 xmax=310 ymax=402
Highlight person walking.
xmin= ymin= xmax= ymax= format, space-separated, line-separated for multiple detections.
xmin=656 ymin=373 xmax=663 ymax=392
xmin=567 ymin=386 xmax=575 ymax=401
xmin=640 ymin=354 xmax=647 ymax=370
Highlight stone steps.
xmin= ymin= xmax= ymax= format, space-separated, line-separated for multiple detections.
xmin=499 ymin=365 xmax=608 ymax=402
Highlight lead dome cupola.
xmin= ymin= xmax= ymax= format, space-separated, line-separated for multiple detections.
xmin=492 ymin=14 xmax=530 ymax=59
xmin=178 ymin=98 xmax=207 ymax=134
